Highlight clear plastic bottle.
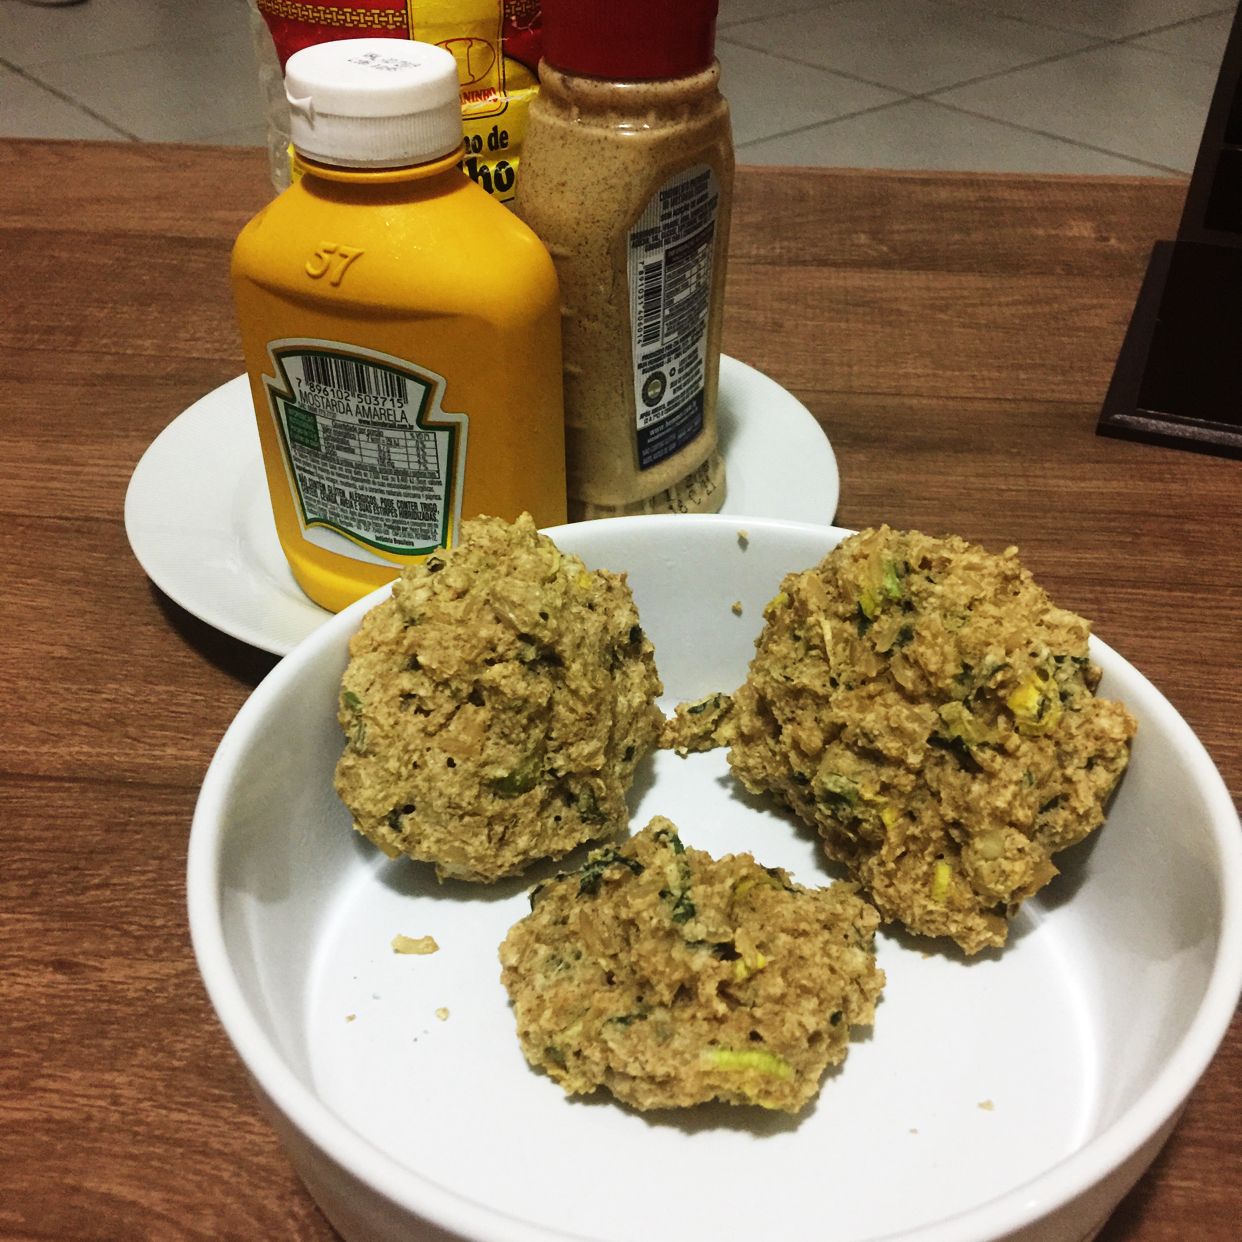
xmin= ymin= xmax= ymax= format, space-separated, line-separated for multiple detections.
xmin=515 ymin=0 xmax=734 ymax=519
xmin=246 ymin=1 xmax=547 ymax=203
xmin=231 ymin=39 xmax=566 ymax=613
xmin=246 ymin=0 xmax=292 ymax=192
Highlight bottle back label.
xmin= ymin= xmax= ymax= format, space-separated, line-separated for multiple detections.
xmin=262 ymin=339 xmax=468 ymax=564
xmin=626 ymin=164 xmax=720 ymax=471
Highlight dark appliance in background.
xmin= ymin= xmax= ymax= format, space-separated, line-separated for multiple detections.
xmin=1099 ymin=3 xmax=1242 ymax=458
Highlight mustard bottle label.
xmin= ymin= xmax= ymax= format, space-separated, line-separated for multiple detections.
xmin=626 ymin=164 xmax=721 ymax=472
xmin=262 ymin=340 xmax=468 ymax=564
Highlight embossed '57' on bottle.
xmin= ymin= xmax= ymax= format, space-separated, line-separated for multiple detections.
xmin=515 ymin=0 xmax=734 ymax=519
xmin=231 ymin=39 xmax=565 ymax=613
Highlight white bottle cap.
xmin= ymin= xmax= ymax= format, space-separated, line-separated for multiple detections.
xmin=285 ymin=38 xmax=463 ymax=169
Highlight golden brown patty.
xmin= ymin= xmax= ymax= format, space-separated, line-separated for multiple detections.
xmin=729 ymin=526 xmax=1136 ymax=953
xmin=499 ymin=818 xmax=885 ymax=1113
xmin=334 ymin=514 xmax=664 ymax=882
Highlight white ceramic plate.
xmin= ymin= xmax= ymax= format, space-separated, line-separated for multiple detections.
xmin=125 ymin=357 xmax=839 ymax=655
xmin=189 ymin=516 xmax=1242 ymax=1242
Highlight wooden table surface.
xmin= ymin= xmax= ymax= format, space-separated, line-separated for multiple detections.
xmin=0 ymin=139 xmax=1237 ymax=1240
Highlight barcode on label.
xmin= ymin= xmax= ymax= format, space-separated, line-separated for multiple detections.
xmin=302 ymin=354 xmax=407 ymax=401
xmin=639 ymin=260 xmax=664 ymax=347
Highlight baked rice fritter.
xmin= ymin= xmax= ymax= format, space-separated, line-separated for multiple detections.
xmin=333 ymin=514 xmax=664 ymax=882
xmin=729 ymin=527 xmax=1136 ymax=954
xmin=499 ymin=817 xmax=885 ymax=1113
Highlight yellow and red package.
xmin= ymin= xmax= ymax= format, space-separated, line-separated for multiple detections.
xmin=254 ymin=0 xmax=542 ymax=202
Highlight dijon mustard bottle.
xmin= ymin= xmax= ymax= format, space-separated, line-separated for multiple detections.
xmin=515 ymin=0 xmax=734 ymax=519
xmin=231 ymin=39 xmax=566 ymax=614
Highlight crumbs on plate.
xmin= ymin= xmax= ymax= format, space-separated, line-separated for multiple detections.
xmin=392 ymin=933 xmax=439 ymax=955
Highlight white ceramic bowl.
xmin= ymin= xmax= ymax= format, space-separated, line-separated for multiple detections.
xmin=189 ymin=515 xmax=1242 ymax=1242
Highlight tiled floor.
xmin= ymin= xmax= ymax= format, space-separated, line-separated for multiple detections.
xmin=0 ymin=0 xmax=1235 ymax=174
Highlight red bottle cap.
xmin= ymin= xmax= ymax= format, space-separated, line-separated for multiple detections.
xmin=541 ymin=0 xmax=720 ymax=81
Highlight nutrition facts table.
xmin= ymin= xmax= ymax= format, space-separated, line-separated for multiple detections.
xmin=322 ymin=420 xmax=444 ymax=476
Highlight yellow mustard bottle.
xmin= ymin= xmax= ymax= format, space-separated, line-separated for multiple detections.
xmin=231 ymin=38 xmax=566 ymax=614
